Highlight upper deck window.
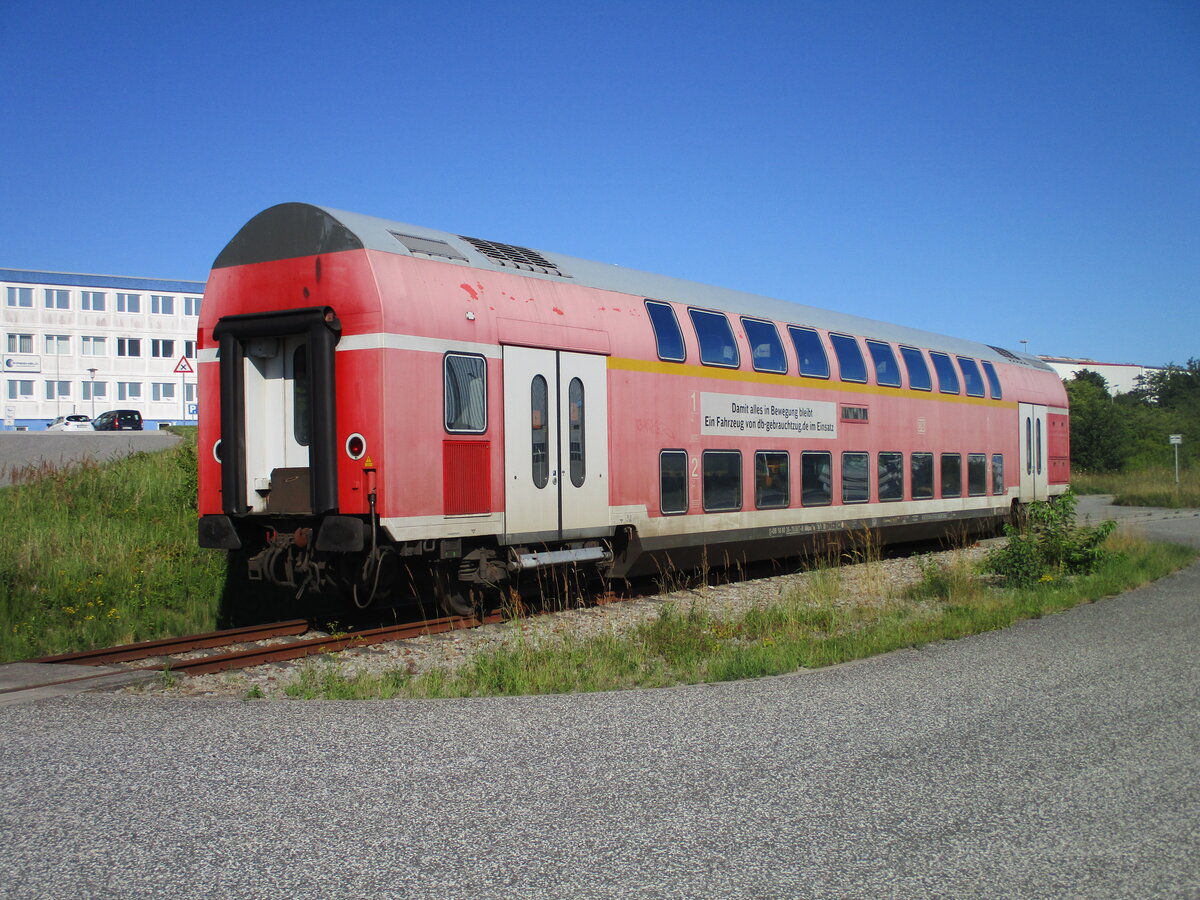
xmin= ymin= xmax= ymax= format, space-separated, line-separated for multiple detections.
xmin=929 ymin=351 xmax=960 ymax=394
xmin=741 ymin=318 xmax=786 ymax=374
xmin=645 ymin=300 xmax=685 ymax=362
xmin=829 ymin=333 xmax=866 ymax=383
xmin=688 ymin=309 xmax=739 ymax=368
xmin=957 ymin=357 xmax=985 ymax=397
xmin=788 ymin=326 xmax=829 ymax=378
xmin=981 ymin=360 xmax=1003 ymax=399
xmin=866 ymin=340 xmax=901 ymax=387
xmin=900 ymin=346 xmax=931 ymax=391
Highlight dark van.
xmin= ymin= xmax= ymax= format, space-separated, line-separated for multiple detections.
xmin=91 ymin=409 xmax=144 ymax=431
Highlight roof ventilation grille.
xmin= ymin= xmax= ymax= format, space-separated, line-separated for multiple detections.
xmin=458 ymin=235 xmax=569 ymax=277
xmin=988 ymin=345 xmax=1022 ymax=361
xmin=389 ymin=232 xmax=467 ymax=262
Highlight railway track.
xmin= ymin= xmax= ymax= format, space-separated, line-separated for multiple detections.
xmin=19 ymin=611 xmax=504 ymax=683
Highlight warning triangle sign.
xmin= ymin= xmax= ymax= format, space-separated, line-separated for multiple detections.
xmin=173 ymin=356 xmax=194 ymax=374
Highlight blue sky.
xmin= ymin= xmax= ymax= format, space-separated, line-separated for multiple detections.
xmin=2 ymin=0 xmax=1196 ymax=366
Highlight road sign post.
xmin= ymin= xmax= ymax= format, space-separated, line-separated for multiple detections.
xmin=174 ymin=356 xmax=195 ymax=423
xmin=1169 ymin=434 xmax=1182 ymax=486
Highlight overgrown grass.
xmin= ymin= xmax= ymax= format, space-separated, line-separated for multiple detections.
xmin=0 ymin=427 xmax=224 ymax=661
xmin=1072 ymin=466 xmax=1200 ymax=508
xmin=282 ymin=532 xmax=1196 ymax=700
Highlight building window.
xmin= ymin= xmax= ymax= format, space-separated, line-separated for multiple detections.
xmin=81 ymin=291 xmax=106 ymax=311
xmin=183 ymin=296 xmax=201 ymax=316
xmin=7 ymin=379 xmax=34 ymax=399
xmin=444 ymin=353 xmax=487 ymax=433
xmin=741 ymin=318 xmax=787 ymax=374
xmin=911 ymin=452 xmax=934 ymax=499
xmin=660 ymin=450 xmax=688 ymax=515
xmin=941 ymin=453 xmax=962 ymax=498
xmin=6 ymin=287 xmax=33 ymax=308
xmin=878 ymin=452 xmax=904 ymax=501
xmin=801 ymin=451 xmax=833 ymax=506
xmin=645 ymin=300 xmax=685 ymax=362
xmin=755 ymin=451 xmax=790 ymax=509
xmin=788 ymin=326 xmax=830 ymax=378
xmin=117 ymin=338 xmax=142 ymax=357
xmin=842 ymin=452 xmax=870 ymax=503
xmin=702 ymin=450 xmax=741 ymax=512
xmin=45 ymin=380 xmax=70 ymax=400
xmin=81 ymin=336 xmax=106 ymax=356
xmin=81 ymin=381 xmax=107 ymax=401
xmin=184 ymin=340 xmax=195 ymax=358
xmin=150 ymin=339 xmax=175 ymax=358
xmin=151 ymin=382 xmax=176 ymax=401
xmin=829 ymin=333 xmax=867 ymax=383
xmin=116 ymin=293 xmax=142 ymax=313
xmin=184 ymin=382 xmax=196 ymax=403
xmin=118 ymin=382 xmax=143 ymax=402
xmin=7 ymin=333 xmax=34 ymax=354
xmin=45 ymin=334 xmax=70 ymax=355
xmin=151 ymin=295 xmax=175 ymax=315
xmin=44 ymin=289 xmax=70 ymax=309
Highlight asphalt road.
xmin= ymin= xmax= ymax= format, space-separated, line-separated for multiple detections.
xmin=0 ymin=432 xmax=179 ymax=485
xmin=0 ymin=499 xmax=1197 ymax=898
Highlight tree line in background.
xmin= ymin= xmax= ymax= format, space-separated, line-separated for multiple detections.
xmin=1066 ymin=358 xmax=1199 ymax=473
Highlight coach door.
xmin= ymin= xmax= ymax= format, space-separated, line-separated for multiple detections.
xmin=1018 ymin=402 xmax=1049 ymax=502
xmin=242 ymin=335 xmax=311 ymax=512
xmin=503 ymin=347 xmax=609 ymax=542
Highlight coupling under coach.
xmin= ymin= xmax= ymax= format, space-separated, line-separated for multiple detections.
xmin=197 ymin=203 xmax=1069 ymax=614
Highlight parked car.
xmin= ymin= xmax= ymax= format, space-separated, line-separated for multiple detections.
xmin=47 ymin=414 xmax=93 ymax=432
xmin=91 ymin=409 xmax=144 ymax=431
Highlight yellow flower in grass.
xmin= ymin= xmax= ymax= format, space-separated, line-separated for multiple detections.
xmin=1039 ymin=574 xmax=1054 ymax=583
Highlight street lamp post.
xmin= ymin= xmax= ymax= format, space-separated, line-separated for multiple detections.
xmin=1019 ymin=339 xmax=1029 ymax=357
xmin=87 ymin=367 xmax=98 ymax=418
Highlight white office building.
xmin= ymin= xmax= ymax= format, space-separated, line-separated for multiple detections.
xmin=3 ymin=269 xmax=205 ymax=430
xmin=1040 ymin=356 xmax=1164 ymax=395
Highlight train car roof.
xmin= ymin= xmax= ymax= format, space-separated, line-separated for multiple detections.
xmin=214 ymin=202 xmax=1050 ymax=371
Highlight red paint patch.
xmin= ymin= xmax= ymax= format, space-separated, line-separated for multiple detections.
xmin=459 ymin=283 xmax=478 ymax=301
xmin=552 ymin=307 xmax=565 ymax=316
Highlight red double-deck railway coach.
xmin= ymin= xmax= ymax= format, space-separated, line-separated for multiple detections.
xmin=197 ymin=203 xmax=1068 ymax=614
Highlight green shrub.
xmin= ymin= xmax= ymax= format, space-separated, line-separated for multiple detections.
xmin=985 ymin=490 xmax=1115 ymax=586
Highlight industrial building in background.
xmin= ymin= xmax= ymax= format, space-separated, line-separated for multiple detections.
xmin=1040 ymin=356 xmax=1164 ymax=394
xmin=2 ymin=269 xmax=204 ymax=430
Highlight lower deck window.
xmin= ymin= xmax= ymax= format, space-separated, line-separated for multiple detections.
xmin=968 ymin=454 xmax=987 ymax=496
xmin=755 ymin=451 xmax=789 ymax=509
xmin=992 ymin=454 xmax=1005 ymax=495
xmin=703 ymin=450 xmax=742 ymax=512
xmin=660 ymin=450 xmax=688 ymax=515
xmin=445 ymin=353 xmax=487 ymax=433
xmin=878 ymin=452 xmax=903 ymax=501
xmin=941 ymin=453 xmax=962 ymax=498
xmin=842 ymin=452 xmax=869 ymax=503
xmin=801 ymin=451 xmax=832 ymax=506
xmin=911 ymin=453 xmax=934 ymax=499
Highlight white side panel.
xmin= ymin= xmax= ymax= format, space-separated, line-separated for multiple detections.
xmin=559 ymin=352 xmax=610 ymax=534
xmin=503 ymin=347 xmax=559 ymax=537
xmin=1018 ymin=402 xmax=1049 ymax=502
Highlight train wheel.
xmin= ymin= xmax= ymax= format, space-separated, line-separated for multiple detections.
xmin=434 ymin=562 xmax=477 ymax=618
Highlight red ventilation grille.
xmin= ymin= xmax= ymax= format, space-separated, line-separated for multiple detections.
xmin=443 ymin=441 xmax=491 ymax=515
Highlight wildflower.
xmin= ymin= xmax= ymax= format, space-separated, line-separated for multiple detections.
xmin=1039 ymin=574 xmax=1054 ymax=583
